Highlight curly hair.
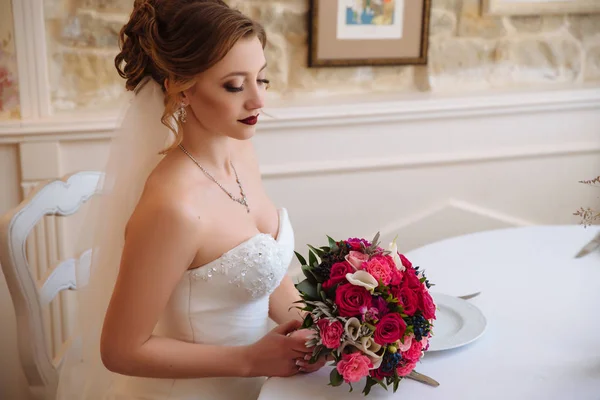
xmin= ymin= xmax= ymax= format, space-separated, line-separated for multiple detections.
xmin=115 ymin=0 xmax=266 ymax=153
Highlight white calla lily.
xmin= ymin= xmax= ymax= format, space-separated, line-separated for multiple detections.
xmin=389 ymin=235 xmax=406 ymax=272
xmin=357 ymin=336 xmax=384 ymax=369
xmin=345 ymin=270 xmax=378 ymax=291
xmin=344 ymin=317 xmax=362 ymax=341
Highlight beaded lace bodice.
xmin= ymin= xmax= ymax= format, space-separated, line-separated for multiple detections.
xmin=152 ymin=208 xmax=295 ymax=346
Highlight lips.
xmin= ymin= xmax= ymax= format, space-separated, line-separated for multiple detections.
xmin=238 ymin=114 xmax=259 ymax=126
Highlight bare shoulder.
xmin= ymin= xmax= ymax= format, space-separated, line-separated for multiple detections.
xmin=124 ymin=163 xmax=204 ymax=243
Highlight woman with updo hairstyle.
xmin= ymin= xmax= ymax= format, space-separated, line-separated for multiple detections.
xmin=55 ymin=1 xmax=327 ymax=399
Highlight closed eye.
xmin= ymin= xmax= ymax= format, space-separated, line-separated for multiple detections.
xmin=224 ymin=79 xmax=270 ymax=93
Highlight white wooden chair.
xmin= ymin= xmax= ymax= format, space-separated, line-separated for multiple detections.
xmin=0 ymin=171 xmax=103 ymax=400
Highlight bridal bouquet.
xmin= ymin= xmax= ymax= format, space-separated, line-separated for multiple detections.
xmin=294 ymin=233 xmax=435 ymax=396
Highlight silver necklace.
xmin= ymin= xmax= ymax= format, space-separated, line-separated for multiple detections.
xmin=178 ymin=144 xmax=250 ymax=213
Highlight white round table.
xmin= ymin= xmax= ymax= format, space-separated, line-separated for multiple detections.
xmin=258 ymin=225 xmax=600 ymax=400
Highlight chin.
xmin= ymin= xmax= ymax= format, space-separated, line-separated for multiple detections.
xmin=231 ymin=125 xmax=257 ymax=140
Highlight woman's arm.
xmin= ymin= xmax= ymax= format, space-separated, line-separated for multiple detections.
xmin=100 ymin=196 xmax=308 ymax=379
xmin=268 ymin=274 xmax=307 ymax=325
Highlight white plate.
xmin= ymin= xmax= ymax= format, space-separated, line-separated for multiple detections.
xmin=426 ymin=292 xmax=487 ymax=352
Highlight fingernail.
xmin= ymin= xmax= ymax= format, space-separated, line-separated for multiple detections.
xmin=304 ymin=354 xmax=311 ymax=361
xmin=299 ymin=367 xmax=306 ymax=372
xmin=296 ymin=360 xmax=306 ymax=367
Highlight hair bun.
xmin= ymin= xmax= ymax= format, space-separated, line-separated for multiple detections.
xmin=115 ymin=0 xmax=164 ymax=91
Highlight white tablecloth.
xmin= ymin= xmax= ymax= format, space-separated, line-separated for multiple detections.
xmin=259 ymin=225 xmax=600 ymax=400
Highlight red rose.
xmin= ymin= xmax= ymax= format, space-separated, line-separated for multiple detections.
xmin=373 ymin=313 xmax=406 ymax=345
xmin=397 ymin=286 xmax=418 ymax=316
xmin=346 ymin=238 xmax=371 ymax=250
xmin=399 ymin=254 xmax=412 ymax=268
xmin=371 ymin=367 xmax=393 ymax=380
xmin=335 ymin=284 xmax=373 ymax=317
xmin=403 ymin=267 xmax=422 ymax=290
xmin=420 ymin=289 xmax=436 ymax=320
xmin=317 ymin=319 xmax=344 ymax=349
xmin=389 ymin=268 xmax=403 ymax=286
xmin=323 ymin=261 xmax=354 ymax=290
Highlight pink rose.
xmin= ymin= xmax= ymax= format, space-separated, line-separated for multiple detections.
xmin=373 ymin=313 xmax=406 ymax=345
xmin=420 ymin=289 xmax=436 ymax=320
xmin=397 ymin=333 xmax=413 ymax=352
xmin=317 ymin=319 xmax=344 ymax=349
xmin=345 ymin=251 xmax=369 ymax=270
xmin=363 ymin=256 xmax=393 ymax=285
xmin=421 ymin=336 xmax=429 ymax=351
xmin=335 ymin=284 xmax=373 ymax=317
xmin=336 ymin=352 xmax=373 ymax=383
xmin=403 ymin=339 xmax=423 ymax=363
xmin=323 ymin=262 xmax=354 ymax=290
xmin=399 ymin=254 xmax=412 ymax=268
xmin=396 ymin=361 xmax=417 ymax=377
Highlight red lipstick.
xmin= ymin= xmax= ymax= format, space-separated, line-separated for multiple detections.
xmin=238 ymin=115 xmax=258 ymax=126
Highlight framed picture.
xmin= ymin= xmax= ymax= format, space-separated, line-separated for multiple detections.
xmin=483 ymin=0 xmax=600 ymax=16
xmin=308 ymin=0 xmax=431 ymax=67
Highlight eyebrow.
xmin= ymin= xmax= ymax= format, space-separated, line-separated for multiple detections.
xmin=221 ymin=63 xmax=267 ymax=80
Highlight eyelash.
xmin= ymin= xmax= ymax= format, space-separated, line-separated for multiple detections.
xmin=225 ymin=79 xmax=270 ymax=93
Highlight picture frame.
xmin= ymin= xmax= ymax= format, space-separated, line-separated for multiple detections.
xmin=482 ymin=0 xmax=600 ymax=16
xmin=308 ymin=0 xmax=432 ymax=68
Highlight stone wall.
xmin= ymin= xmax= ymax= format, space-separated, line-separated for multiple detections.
xmin=0 ymin=0 xmax=20 ymax=120
xmin=39 ymin=0 xmax=600 ymax=112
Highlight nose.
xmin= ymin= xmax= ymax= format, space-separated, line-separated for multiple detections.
xmin=245 ymin=85 xmax=265 ymax=111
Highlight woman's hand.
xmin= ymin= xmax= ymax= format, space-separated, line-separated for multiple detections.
xmin=243 ymin=320 xmax=312 ymax=378
xmin=288 ymin=329 xmax=331 ymax=374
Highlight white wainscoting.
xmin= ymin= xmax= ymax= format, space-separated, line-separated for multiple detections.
xmin=0 ymin=84 xmax=599 ymax=399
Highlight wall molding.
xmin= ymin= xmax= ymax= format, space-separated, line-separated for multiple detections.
xmin=11 ymin=0 xmax=52 ymax=120
xmin=1 ymin=84 xmax=599 ymax=144
xmin=260 ymin=142 xmax=600 ymax=178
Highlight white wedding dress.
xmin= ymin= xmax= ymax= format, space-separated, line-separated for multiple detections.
xmin=105 ymin=208 xmax=295 ymax=400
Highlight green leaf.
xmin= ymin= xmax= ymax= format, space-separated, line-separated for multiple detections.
xmin=308 ymin=244 xmax=326 ymax=258
xmin=362 ymin=378 xmax=376 ymax=396
xmin=295 ymin=279 xmax=319 ymax=301
xmin=364 ymin=323 xmax=376 ymax=331
xmin=371 ymin=232 xmax=381 ymax=248
xmin=294 ymin=251 xmax=307 ymax=266
xmin=308 ymin=250 xmax=318 ymax=269
xmin=301 ymin=265 xmax=319 ymax=285
xmin=318 ymin=283 xmax=328 ymax=302
xmin=393 ymin=371 xmax=400 ymax=392
xmin=301 ymin=313 xmax=313 ymax=329
xmin=329 ymin=368 xmax=343 ymax=387
xmin=309 ymin=346 xmax=324 ymax=364
xmin=377 ymin=379 xmax=388 ymax=390
xmin=327 ymin=235 xmax=337 ymax=248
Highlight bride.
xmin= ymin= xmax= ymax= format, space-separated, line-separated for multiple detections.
xmin=56 ymin=0 xmax=327 ymax=399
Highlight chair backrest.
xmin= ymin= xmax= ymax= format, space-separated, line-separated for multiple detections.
xmin=0 ymin=171 xmax=102 ymax=400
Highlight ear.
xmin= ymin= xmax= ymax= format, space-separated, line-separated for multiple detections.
xmin=165 ymin=78 xmax=189 ymax=106
xmin=180 ymin=90 xmax=189 ymax=106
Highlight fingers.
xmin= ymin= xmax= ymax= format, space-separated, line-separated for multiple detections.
xmin=273 ymin=319 xmax=302 ymax=335
xmin=295 ymin=357 xmax=328 ymax=374
xmin=285 ymin=336 xmax=313 ymax=353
